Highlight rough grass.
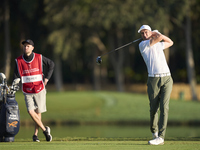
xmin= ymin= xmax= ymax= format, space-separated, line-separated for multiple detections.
xmin=15 ymin=91 xmax=200 ymax=123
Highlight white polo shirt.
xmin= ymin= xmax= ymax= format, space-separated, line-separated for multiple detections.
xmin=139 ymin=40 xmax=170 ymax=76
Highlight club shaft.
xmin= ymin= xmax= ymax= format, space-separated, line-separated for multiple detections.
xmin=101 ymin=38 xmax=141 ymax=56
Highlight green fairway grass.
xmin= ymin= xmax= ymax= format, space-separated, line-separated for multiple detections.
xmin=15 ymin=91 xmax=200 ymax=123
xmin=1 ymin=140 xmax=200 ymax=150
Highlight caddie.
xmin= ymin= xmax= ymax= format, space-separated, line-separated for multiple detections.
xmin=13 ymin=39 xmax=54 ymax=142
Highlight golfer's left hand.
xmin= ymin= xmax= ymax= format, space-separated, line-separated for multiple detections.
xmin=44 ymin=78 xmax=48 ymax=86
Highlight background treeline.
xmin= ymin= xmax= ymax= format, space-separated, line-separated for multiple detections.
xmin=0 ymin=0 xmax=200 ymax=98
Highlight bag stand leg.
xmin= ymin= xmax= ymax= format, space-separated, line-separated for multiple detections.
xmin=4 ymin=136 xmax=14 ymax=142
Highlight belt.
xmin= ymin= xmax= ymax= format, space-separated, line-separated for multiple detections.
xmin=148 ymin=73 xmax=171 ymax=77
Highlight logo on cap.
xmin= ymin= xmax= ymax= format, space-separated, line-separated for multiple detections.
xmin=22 ymin=39 xmax=34 ymax=46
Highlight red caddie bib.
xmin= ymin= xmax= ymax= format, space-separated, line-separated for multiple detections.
xmin=15 ymin=53 xmax=44 ymax=94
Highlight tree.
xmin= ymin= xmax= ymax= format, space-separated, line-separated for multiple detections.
xmin=4 ymin=0 xmax=11 ymax=80
xmin=185 ymin=5 xmax=198 ymax=100
xmin=44 ymin=0 xmax=83 ymax=91
xmin=170 ymin=0 xmax=198 ymax=100
xmin=88 ymin=33 xmax=107 ymax=90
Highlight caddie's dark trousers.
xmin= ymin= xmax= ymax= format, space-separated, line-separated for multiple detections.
xmin=147 ymin=76 xmax=173 ymax=139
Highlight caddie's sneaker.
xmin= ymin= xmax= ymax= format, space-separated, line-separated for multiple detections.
xmin=148 ymin=137 xmax=164 ymax=145
xmin=33 ymin=135 xmax=40 ymax=142
xmin=152 ymin=132 xmax=158 ymax=139
xmin=43 ymin=126 xmax=52 ymax=142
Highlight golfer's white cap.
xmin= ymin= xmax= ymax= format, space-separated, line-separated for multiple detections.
xmin=138 ymin=25 xmax=151 ymax=33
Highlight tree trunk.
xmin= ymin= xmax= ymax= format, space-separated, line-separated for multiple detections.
xmin=4 ymin=0 xmax=11 ymax=80
xmin=185 ymin=15 xmax=198 ymax=100
xmin=89 ymin=33 xmax=107 ymax=90
xmin=53 ymin=54 xmax=63 ymax=91
xmin=163 ymin=27 xmax=170 ymax=63
xmin=93 ymin=47 xmax=101 ymax=90
xmin=109 ymin=31 xmax=124 ymax=92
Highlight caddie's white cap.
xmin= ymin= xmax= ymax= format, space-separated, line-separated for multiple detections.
xmin=138 ymin=25 xmax=151 ymax=33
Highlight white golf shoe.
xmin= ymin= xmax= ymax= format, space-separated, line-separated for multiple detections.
xmin=152 ymin=132 xmax=158 ymax=139
xmin=148 ymin=137 xmax=164 ymax=145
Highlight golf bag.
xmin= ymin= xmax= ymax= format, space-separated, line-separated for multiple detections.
xmin=0 ymin=73 xmax=20 ymax=142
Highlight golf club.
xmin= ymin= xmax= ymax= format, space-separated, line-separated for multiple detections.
xmin=0 ymin=73 xmax=20 ymax=142
xmin=96 ymin=38 xmax=142 ymax=65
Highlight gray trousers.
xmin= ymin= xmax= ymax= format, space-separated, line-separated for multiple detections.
xmin=147 ymin=76 xmax=173 ymax=139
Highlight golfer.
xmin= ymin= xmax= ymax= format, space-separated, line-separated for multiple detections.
xmin=138 ymin=25 xmax=173 ymax=145
xmin=13 ymin=39 xmax=54 ymax=142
